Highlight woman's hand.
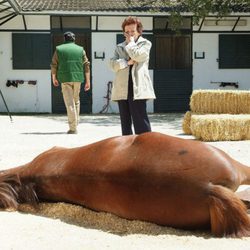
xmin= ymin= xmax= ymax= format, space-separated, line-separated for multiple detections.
xmin=127 ymin=59 xmax=135 ymax=65
xmin=124 ymin=32 xmax=135 ymax=44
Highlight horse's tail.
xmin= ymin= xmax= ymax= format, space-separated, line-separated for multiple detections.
xmin=0 ymin=173 xmax=38 ymax=209
xmin=209 ymin=184 xmax=250 ymax=237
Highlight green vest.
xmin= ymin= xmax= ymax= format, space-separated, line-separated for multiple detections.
xmin=56 ymin=42 xmax=85 ymax=83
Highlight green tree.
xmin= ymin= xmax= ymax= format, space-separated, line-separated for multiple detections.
xmin=127 ymin=0 xmax=250 ymax=28
xmin=181 ymin=0 xmax=250 ymax=24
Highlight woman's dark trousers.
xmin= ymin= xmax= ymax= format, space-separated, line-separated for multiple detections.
xmin=118 ymin=75 xmax=151 ymax=135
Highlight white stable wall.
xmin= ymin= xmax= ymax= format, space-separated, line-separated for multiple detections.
xmin=2 ymin=14 xmax=249 ymax=113
xmin=0 ymin=15 xmax=51 ymax=113
xmin=193 ymin=33 xmax=250 ymax=90
xmin=91 ymin=32 xmax=118 ymax=113
xmin=193 ymin=17 xmax=250 ymax=32
xmin=0 ymin=15 xmax=50 ymax=30
xmin=0 ymin=32 xmax=51 ymax=113
xmin=94 ymin=16 xmax=153 ymax=31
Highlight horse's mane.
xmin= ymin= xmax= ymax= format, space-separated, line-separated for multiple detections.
xmin=0 ymin=173 xmax=38 ymax=209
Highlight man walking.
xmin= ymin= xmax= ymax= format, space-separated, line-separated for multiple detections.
xmin=51 ymin=31 xmax=90 ymax=134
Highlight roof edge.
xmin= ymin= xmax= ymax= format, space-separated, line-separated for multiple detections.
xmin=7 ymin=0 xmax=21 ymax=13
xmin=17 ymin=10 xmax=250 ymax=17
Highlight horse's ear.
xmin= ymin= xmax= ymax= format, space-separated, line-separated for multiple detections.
xmin=209 ymin=185 xmax=250 ymax=237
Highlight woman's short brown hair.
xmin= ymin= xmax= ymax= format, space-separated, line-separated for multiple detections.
xmin=121 ymin=16 xmax=143 ymax=34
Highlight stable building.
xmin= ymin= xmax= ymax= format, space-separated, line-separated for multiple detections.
xmin=0 ymin=0 xmax=250 ymax=114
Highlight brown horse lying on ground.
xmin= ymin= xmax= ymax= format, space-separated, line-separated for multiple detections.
xmin=0 ymin=132 xmax=249 ymax=237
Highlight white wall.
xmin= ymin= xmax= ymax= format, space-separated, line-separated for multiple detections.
xmin=0 ymin=15 xmax=51 ymax=113
xmin=3 ymin=14 xmax=250 ymax=113
xmin=0 ymin=32 xmax=51 ymax=113
xmin=95 ymin=16 xmax=153 ymax=30
xmin=0 ymin=15 xmax=24 ymax=30
xmin=193 ymin=33 xmax=250 ymax=90
xmin=0 ymin=15 xmax=50 ymax=30
xmin=193 ymin=17 xmax=250 ymax=32
xmin=24 ymin=15 xmax=51 ymax=30
xmin=91 ymin=32 xmax=118 ymax=113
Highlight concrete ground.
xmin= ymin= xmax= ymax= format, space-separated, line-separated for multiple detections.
xmin=0 ymin=113 xmax=249 ymax=250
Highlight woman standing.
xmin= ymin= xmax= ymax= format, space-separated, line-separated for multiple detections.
xmin=109 ymin=16 xmax=156 ymax=135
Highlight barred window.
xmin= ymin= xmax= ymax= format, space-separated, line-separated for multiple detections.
xmin=219 ymin=34 xmax=250 ymax=69
xmin=12 ymin=33 xmax=51 ymax=69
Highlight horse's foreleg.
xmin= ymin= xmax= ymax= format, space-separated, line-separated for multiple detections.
xmin=209 ymin=184 xmax=250 ymax=237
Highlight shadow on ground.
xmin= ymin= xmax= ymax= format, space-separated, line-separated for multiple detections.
xmin=16 ymin=202 xmax=212 ymax=238
xmin=21 ymin=132 xmax=66 ymax=135
xmin=32 ymin=113 xmax=185 ymax=129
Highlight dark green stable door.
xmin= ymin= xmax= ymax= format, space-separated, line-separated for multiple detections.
xmin=154 ymin=35 xmax=192 ymax=112
xmin=51 ymin=33 xmax=92 ymax=114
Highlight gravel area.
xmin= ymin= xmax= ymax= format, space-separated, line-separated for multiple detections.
xmin=0 ymin=113 xmax=249 ymax=250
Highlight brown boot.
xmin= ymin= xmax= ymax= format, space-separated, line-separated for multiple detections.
xmin=67 ymin=130 xmax=78 ymax=134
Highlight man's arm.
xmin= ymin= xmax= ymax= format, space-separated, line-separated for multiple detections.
xmin=51 ymin=51 xmax=59 ymax=87
xmin=83 ymin=52 xmax=91 ymax=91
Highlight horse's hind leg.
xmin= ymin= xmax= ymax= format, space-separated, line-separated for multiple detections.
xmin=208 ymin=184 xmax=250 ymax=237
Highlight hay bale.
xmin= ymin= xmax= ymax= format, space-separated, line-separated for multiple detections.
xmin=182 ymin=111 xmax=192 ymax=135
xmin=190 ymin=90 xmax=250 ymax=114
xmin=190 ymin=114 xmax=250 ymax=141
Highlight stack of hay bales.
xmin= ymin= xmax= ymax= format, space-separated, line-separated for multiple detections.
xmin=182 ymin=90 xmax=250 ymax=141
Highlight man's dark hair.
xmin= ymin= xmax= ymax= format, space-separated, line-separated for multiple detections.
xmin=64 ymin=31 xmax=75 ymax=42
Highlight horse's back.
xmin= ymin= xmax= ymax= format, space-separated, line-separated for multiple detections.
xmin=28 ymin=132 xmax=240 ymax=191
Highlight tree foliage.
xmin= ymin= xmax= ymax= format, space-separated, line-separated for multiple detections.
xmin=180 ymin=0 xmax=250 ymax=24
xmin=128 ymin=0 xmax=250 ymax=28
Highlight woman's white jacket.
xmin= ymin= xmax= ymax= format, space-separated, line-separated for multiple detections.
xmin=109 ymin=36 xmax=156 ymax=101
